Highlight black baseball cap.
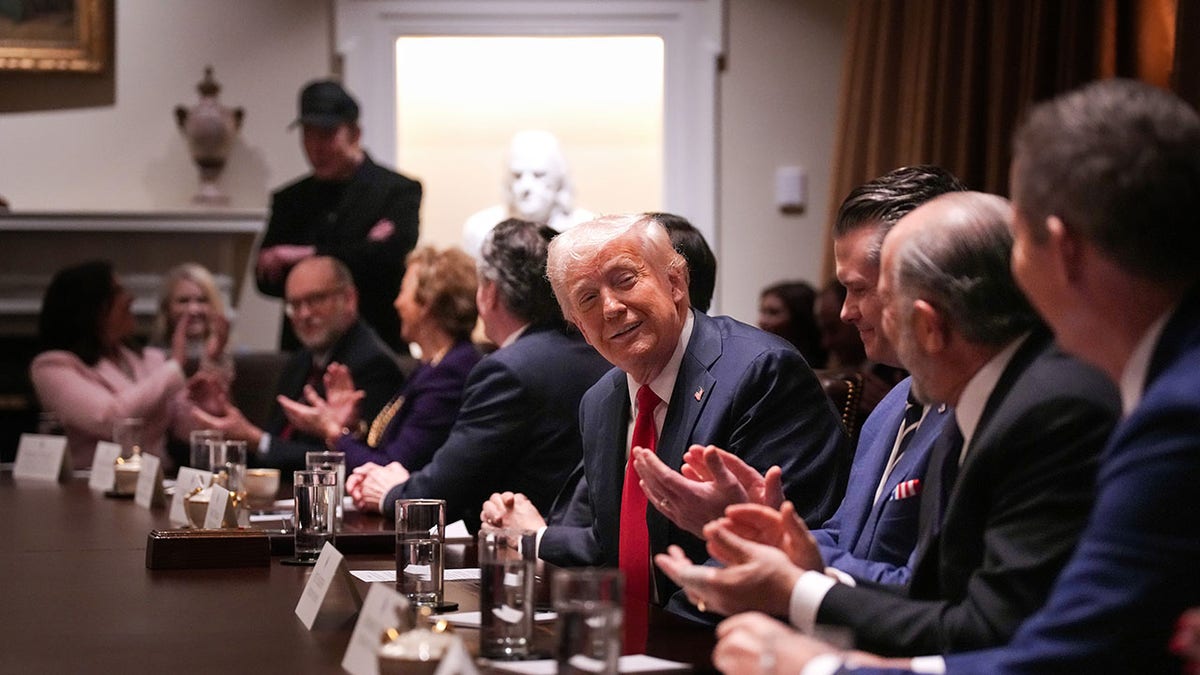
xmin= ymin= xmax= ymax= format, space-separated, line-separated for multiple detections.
xmin=291 ymin=79 xmax=359 ymax=128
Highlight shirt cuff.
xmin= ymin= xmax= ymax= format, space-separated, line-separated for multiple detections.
xmin=534 ymin=525 xmax=548 ymax=558
xmin=789 ymin=570 xmax=838 ymax=633
xmin=258 ymin=433 xmax=272 ymax=456
xmin=825 ymin=567 xmax=857 ymax=587
xmin=801 ymin=654 xmax=844 ymax=675
xmin=909 ymin=656 xmax=946 ymax=673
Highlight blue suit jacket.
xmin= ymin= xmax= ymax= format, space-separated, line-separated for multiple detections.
xmin=919 ymin=291 xmax=1200 ymax=673
xmin=540 ymin=311 xmax=849 ymax=606
xmin=335 ymin=340 xmax=482 ymax=471
xmin=811 ymin=377 xmax=949 ymax=585
xmin=381 ymin=325 xmax=611 ymax=530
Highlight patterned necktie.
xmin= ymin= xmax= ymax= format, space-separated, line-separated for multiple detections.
xmin=620 ymin=385 xmax=659 ymax=655
xmin=875 ymin=393 xmax=925 ymax=503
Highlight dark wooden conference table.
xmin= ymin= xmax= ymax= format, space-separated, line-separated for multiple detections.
xmin=0 ymin=470 xmax=716 ymax=674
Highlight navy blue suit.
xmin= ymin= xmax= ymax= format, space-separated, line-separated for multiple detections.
xmin=256 ymin=319 xmax=403 ymax=472
xmin=812 ymin=377 xmax=949 ymax=585
xmin=540 ymin=311 xmax=849 ymax=608
xmin=817 ymin=331 xmax=1119 ymax=655
xmin=381 ymin=325 xmax=611 ymax=531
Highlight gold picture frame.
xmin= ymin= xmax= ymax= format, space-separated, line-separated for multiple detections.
xmin=0 ymin=0 xmax=111 ymax=73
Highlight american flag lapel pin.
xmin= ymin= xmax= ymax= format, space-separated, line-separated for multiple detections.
xmin=694 ymin=387 xmax=704 ymax=402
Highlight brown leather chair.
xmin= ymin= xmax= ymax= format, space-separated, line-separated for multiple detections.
xmin=818 ymin=369 xmax=865 ymax=456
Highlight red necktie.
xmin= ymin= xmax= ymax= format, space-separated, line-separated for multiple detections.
xmin=620 ymin=384 xmax=659 ymax=654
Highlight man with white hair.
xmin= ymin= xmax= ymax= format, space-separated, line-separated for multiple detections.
xmin=482 ymin=214 xmax=848 ymax=652
xmin=461 ymin=130 xmax=594 ymax=258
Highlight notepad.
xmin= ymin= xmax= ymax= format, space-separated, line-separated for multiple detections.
xmin=350 ymin=567 xmax=482 ymax=583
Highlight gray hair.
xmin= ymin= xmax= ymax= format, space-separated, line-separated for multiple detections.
xmin=546 ymin=214 xmax=688 ymax=319
xmin=890 ymin=192 xmax=1040 ymax=346
xmin=478 ymin=218 xmax=561 ymax=326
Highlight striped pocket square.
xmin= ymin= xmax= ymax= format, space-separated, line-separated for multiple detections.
xmin=892 ymin=479 xmax=921 ymax=500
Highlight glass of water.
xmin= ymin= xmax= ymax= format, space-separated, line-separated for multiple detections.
xmin=553 ymin=568 xmax=623 ymax=675
xmin=395 ymin=499 xmax=445 ymax=609
xmin=305 ymin=450 xmax=346 ymax=528
xmin=293 ymin=469 xmax=337 ymax=563
xmin=478 ymin=529 xmax=536 ymax=659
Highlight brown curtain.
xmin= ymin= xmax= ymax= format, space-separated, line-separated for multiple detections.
xmin=821 ymin=0 xmax=1182 ymax=280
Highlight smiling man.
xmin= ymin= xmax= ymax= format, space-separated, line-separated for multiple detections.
xmin=483 ymin=214 xmax=847 ymax=651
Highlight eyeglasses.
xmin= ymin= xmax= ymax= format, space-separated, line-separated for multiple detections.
xmin=284 ymin=286 xmax=346 ymax=317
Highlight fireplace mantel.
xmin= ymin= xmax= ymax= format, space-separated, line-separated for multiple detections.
xmin=0 ymin=210 xmax=265 ymax=336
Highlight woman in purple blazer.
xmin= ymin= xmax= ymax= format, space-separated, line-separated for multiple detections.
xmin=278 ymin=246 xmax=481 ymax=471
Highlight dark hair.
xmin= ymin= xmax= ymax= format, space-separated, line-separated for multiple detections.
xmin=1013 ymin=78 xmax=1200 ymax=283
xmin=833 ymin=165 xmax=968 ymax=265
xmin=648 ymin=212 xmax=717 ymax=312
xmin=38 ymin=260 xmax=119 ymax=366
xmin=760 ymin=280 xmax=825 ymax=367
xmin=479 ymin=218 xmax=562 ymax=327
xmin=891 ymin=192 xmax=1041 ymax=346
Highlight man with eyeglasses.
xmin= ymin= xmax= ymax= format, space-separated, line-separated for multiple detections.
xmin=194 ymin=256 xmax=403 ymax=471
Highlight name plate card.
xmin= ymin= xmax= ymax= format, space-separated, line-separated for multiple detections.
xmin=134 ymin=454 xmax=165 ymax=509
xmin=88 ymin=442 xmax=121 ymax=491
xmin=204 ymin=485 xmax=231 ymax=529
xmin=295 ymin=542 xmax=362 ymax=630
xmin=341 ymin=583 xmax=410 ymax=675
xmin=13 ymin=434 xmax=69 ymax=482
xmin=170 ymin=468 xmax=213 ymax=526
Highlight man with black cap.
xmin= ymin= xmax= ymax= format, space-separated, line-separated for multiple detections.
xmin=256 ymin=78 xmax=421 ymax=355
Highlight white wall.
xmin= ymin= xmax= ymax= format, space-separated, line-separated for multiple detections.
xmin=0 ymin=0 xmax=847 ymax=342
xmin=0 ymin=0 xmax=332 ymax=349
xmin=717 ymin=0 xmax=849 ymax=324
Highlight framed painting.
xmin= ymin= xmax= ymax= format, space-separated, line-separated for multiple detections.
xmin=0 ymin=0 xmax=111 ymax=73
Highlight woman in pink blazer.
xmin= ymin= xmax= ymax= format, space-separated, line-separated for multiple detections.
xmin=30 ymin=261 xmax=222 ymax=471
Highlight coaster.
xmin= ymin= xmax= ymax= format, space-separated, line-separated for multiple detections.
xmin=431 ymin=601 xmax=459 ymax=613
xmin=103 ymin=490 xmax=135 ymax=499
xmin=280 ymin=557 xmax=318 ymax=566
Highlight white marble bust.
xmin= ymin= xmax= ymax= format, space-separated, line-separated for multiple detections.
xmin=462 ymin=130 xmax=594 ymax=258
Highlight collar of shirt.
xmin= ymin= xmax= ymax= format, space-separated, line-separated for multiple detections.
xmin=1118 ymin=307 xmax=1173 ymax=416
xmin=953 ymin=332 xmax=1030 ymax=464
xmin=626 ymin=309 xmax=695 ymax=439
xmin=499 ymin=323 xmax=530 ymax=349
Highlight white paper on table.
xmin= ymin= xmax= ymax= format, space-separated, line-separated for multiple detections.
xmin=433 ymin=610 xmax=558 ymax=628
xmin=204 ymin=485 xmax=230 ymax=529
xmin=446 ymin=520 xmax=469 ymax=538
xmin=341 ymin=582 xmax=411 ymax=675
xmin=486 ymin=655 xmax=692 ymax=674
xmin=88 ymin=441 xmax=121 ymax=491
xmin=351 ymin=568 xmax=481 ymax=583
xmin=13 ymin=434 xmax=69 ymax=482
xmin=133 ymin=454 xmax=163 ymax=508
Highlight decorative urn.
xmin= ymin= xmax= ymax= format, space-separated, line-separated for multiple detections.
xmin=174 ymin=66 xmax=244 ymax=205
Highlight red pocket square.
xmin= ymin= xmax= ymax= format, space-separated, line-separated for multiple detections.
xmin=892 ymin=479 xmax=921 ymax=500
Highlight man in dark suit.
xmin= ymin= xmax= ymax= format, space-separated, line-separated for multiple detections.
xmin=194 ymin=256 xmax=403 ymax=472
xmin=710 ymin=78 xmax=1200 ymax=675
xmin=644 ymin=166 xmax=964 ymax=586
xmin=483 ymin=214 xmax=848 ymax=650
xmin=256 ymin=79 xmax=420 ymax=354
xmin=664 ymin=192 xmax=1118 ymax=656
xmin=344 ymin=219 xmax=611 ymax=530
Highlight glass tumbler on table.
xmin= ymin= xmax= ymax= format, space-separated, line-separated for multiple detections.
xmin=395 ymin=498 xmax=445 ymax=609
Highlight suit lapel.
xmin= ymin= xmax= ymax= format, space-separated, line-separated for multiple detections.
xmin=648 ymin=311 xmax=718 ymax=550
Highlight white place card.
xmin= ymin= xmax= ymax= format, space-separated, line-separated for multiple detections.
xmin=295 ymin=542 xmax=362 ymax=630
xmin=134 ymin=454 xmax=165 ymax=508
xmin=169 ymin=468 xmax=213 ymax=526
xmin=341 ymin=583 xmax=411 ymax=675
xmin=13 ymin=434 xmax=69 ymax=482
xmin=204 ymin=484 xmax=230 ymax=529
xmin=88 ymin=441 xmax=121 ymax=491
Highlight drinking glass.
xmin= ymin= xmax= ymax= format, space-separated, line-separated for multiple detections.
xmin=552 ymin=568 xmax=623 ymax=675
xmin=395 ymin=499 xmax=445 ymax=608
xmin=189 ymin=429 xmax=223 ymax=471
xmin=305 ymin=450 xmax=345 ymax=528
xmin=293 ymin=469 xmax=337 ymax=562
xmin=210 ymin=439 xmax=248 ymax=499
xmin=478 ymin=529 xmax=536 ymax=659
